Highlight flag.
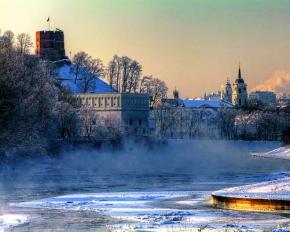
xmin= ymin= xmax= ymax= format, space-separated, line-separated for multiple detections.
xmin=47 ymin=17 xmax=50 ymax=22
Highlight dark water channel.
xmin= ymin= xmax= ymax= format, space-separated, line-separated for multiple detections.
xmin=1 ymin=140 xmax=289 ymax=231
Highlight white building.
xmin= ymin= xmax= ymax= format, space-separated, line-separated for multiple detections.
xmin=56 ymin=65 xmax=150 ymax=135
xmin=76 ymin=93 xmax=150 ymax=135
xmin=182 ymin=99 xmax=234 ymax=109
xmin=249 ymin=91 xmax=276 ymax=105
xmin=221 ymin=78 xmax=232 ymax=103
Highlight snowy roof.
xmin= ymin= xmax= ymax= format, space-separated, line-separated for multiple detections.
xmin=161 ymin=98 xmax=184 ymax=107
xmin=183 ymin=99 xmax=234 ymax=108
xmin=56 ymin=65 xmax=117 ymax=94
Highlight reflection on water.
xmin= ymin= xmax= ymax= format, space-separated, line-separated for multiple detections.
xmin=0 ymin=140 xmax=289 ymax=231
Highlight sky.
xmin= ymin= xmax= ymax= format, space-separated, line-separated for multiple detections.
xmin=2 ymin=0 xmax=290 ymax=99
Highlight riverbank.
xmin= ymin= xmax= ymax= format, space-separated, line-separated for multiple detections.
xmin=1 ymin=140 xmax=288 ymax=231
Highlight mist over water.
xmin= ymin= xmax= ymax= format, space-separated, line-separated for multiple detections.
xmin=1 ymin=140 xmax=287 ymax=196
xmin=0 ymin=140 xmax=289 ymax=231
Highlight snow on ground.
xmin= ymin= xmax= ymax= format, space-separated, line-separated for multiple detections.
xmin=56 ymin=65 xmax=117 ymax=93
xmin=0 ymin=214 xmax=29 ymax=230
xmin=8 ymin=191 xmax=290 ymax=231
xmin=251 ymin=145 xmax=290 ymax=160
xmin=3 ymin=144 xmax=290 ymax=231
xmin=217 ymin=144 xmax=290 ymax=201
xmin=212 ymin=176 xmax=290 ymax=200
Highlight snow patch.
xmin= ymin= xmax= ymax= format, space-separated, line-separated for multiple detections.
xmin=10 ymin=191 xmax=289 ymax=231
xmin=0 ymin=214 xmax=29 ymax=230
xmin=251 ymin=146 xmax=290 ymax=160
xmin=56 ymin=64 xmax=117 ymax=93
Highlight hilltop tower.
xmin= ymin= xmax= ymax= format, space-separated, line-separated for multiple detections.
xmin=231 ymin=65 xmax=248 ymax=106
xmin=221 ymin=78 xmax=232 ymax=102
xmin=35 ymin=29 xmax=65 ymax=61
xmin=173 ymin=87 xmax=179 ymax=99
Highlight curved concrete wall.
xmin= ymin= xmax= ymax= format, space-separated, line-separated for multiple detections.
xmin=211 ymin=194 xmax=290 ymax=211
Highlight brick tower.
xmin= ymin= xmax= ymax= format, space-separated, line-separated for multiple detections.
xmin=35 ymin=29 xmax=65 ymax=61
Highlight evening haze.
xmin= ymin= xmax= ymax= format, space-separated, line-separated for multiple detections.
xmin=2 ymin=0 xmax=290 ymax=98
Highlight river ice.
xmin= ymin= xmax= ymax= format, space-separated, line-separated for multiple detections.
xmin=1 ymin=140 xmax=290 ymax=231
xmin=6 ymin=189 xmax=290 ymax=231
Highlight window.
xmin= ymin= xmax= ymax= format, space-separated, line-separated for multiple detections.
xmin=239 ymin=99 xmax=241 ymax=105
xmin=129 ymin=118 xmax=133 ymax=125
xmin=139 ymin=119 xmax=142 ymax=125
xmin=239 ymin=88 xmax=241 ymax=94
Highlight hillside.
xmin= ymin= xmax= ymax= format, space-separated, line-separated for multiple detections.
xmin=56 ymin=64 xmax=117 ymax=94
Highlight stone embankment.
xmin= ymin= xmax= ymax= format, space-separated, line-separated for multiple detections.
xmin=211 ymin=194 xmax=290 ymax=211
xmin=211 ymin=176 xmax=290 ymax=211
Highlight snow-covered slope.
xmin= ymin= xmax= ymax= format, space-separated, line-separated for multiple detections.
xmin=251 ymin=146 xmax=290 ymax=160
xmin=212 ymin=176 xmax=290 ymax=200
xmin=56 ymin=65 xmax=117 ymax=94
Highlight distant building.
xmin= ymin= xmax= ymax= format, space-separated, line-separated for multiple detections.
xmin=35 ymin=29 xmax=66 ymax=60
xmin=278 ymin=93 xmax=290 ymax=104
xmin=204 ymin=92 xmax=221 ymax=101
xmin=221 ymin=78 xmax=232 ymax=103
xmin=161 ymin=88 xmax=184 ymax=107
xmin=232 ymin=65 xmax=248 ymax=106
xmin=56 ymin=65 xmax=150 ymax=135
xmin=76 ymin=93 xmax=150 ymax=135
xmin=249 ymin=91 xmax=276 ymax=105
xmin=182 ymin=99 xmax=234 ymax=109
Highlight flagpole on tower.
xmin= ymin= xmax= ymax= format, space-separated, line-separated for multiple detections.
xmin=47 ymin=16 xmax=50 ymax=31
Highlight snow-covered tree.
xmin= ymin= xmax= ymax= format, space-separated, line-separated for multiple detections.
xmin=218 ymin=108 xmax=237 ymax=140
xmin=79 ymin=106 xmax=101 ymax=139
xmin=54 ymin=101 xmax=80 ymax=139
xmin=2 ymin=30 xmax=15 ymax=47
xmin=16 ymin=33 xmax=33 ymax=55
xmin=140 ymin=76 xmax=168 ymax=108
xmin=101 ymin=114 xmax=125 ymax=139
xmin=106 ymin=55 xmax=142 ymax=93
xmin=71 ymin=51 xmax=105 ymax=93
xmin=70 ymin=51 xmax=89 ymax=84
xmin=0 ymin=43 xmax=59 ymax=157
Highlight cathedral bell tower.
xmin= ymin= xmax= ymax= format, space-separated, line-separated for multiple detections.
xmin=221 ymin=78 xmax=232 ymax=103
xmin=231 ymin=65 xmax=248 ymax=106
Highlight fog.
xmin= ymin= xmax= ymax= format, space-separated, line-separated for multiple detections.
xmin=57 ymin=140 xmax=283 ymax=175
xmin=1 ymin=140 xmax=289 ymax=231
xmin=2 ymin=140 xmax=286 ymax=195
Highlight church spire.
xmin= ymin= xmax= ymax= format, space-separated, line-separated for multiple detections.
xmin=238 ymin=63 xmax=242 ymax=79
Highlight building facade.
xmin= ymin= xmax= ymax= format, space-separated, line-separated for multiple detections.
xmin=231 ymin=66 xmax=248 ymax=106
xmin=221 ymin=78 xmax=232 ymax=103
xmin=35 ymin=29 xmax=65 ymax=60
xmin=249 ymin=91 xmax=276 ymax=105
xmin=76 ymin=93 xmax=150 ymax=135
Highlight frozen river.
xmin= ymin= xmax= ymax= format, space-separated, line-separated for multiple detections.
xmin=1 ymin=140 xmax=290 ymax=231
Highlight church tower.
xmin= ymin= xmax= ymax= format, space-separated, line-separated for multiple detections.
xmin=221 ymin=78 xmax=232 ymax=103
xmin=173 ymin=87 xmax=179 ymax=99
xmin=231 ymin=65 xmax=248 ymax=106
